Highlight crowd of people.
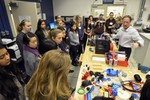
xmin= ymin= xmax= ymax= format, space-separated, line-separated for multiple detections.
xmin=0 ymin=12 xmax=147 ymax=100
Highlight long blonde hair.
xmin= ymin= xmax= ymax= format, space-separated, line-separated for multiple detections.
xmin=26 ymin=50 xmax=71 ymax=100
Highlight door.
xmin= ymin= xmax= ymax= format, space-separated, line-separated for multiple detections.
xmin=10 ymin=1 xmax=42 ymax=33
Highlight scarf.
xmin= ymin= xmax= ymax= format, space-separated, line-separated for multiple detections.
xmin=23 ymin=45 xmax=40 ymax=56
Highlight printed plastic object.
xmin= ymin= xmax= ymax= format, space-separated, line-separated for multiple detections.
xmin=131 ymin=93 xmax=139 ymax=99
xmin=105 ymin=69 xmax=118 ymax=76
xmin=98 ymin=74 xmax=104 ymax=81
xmin=95 ymin=72 xmax=101 ymax=77
xmin=110 ymin=42 xmax=113 ymax=50
xmin=134 ymin=74 xmax=142 ymax=82
xmin=82 ymin=71 xmax=90 ymax=80
xmin=81 ymin=80 xmax=92 ymax=87
xmin=89 ymin=71 xmax=94 ymax=76
xmin=138 ymin=65 xmax=150 ymax=73
xmin=77 ymin=88 xmax=86 ymax=95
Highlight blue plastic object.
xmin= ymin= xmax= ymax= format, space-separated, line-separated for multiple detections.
xmin=112 ymin=89 xmax=118 ymax=96
xmin=133 ymin=84 xmax=139 ymax=90
xmin=88 ymin=86 xmax=94 ymax=93
xmin=132 ymin=93 xmax=139 ymax=99
xmin=111 ymin=83 xmax=121 ymax=96
xmin=89 ymin=48 xmax=93 ymax=52
xmin=107 ymin=78 xmax=111 ymax=81
xmin=140 ymin=66 xmax=150 ymax=73
xmin=105 ymin=69 xmax=118 ymax=76
xmin=106 ymin=52 xmax=111 ymax=60
xmin=86 ymin=93 xmax=92 ymax=100
xmin=102 ymin=78 xmax=111 ymax=81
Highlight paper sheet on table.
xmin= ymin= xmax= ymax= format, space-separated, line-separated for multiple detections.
xmin=118 ymin=54 xmax=126 ymax=61
xmin=92 ymin=57 xmax=105 ymax=62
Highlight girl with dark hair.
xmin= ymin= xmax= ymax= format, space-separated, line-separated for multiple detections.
xmin=35 ymin=19 xmax=48 ymax=40
xmin=68 ymin=21 xmax=80 ymax=66
xmin=0 ymin=44 xmax=25 ymax=100
xmin=35 ymin=19 xmax=49 ymax=54
xmin=89 ymin=15 xmax=95 ymax=28
xmin=83 ymin=19 xmax=92 ymax=48
xmin=140 ymin=79 xmax=150 ymax=100
xmin=94 ymin=14 xmax=105 ymax=35
xmin=105 ymin=12 xmax=116 ymax=34
xmin=38 ymin=38 xmax=57 ymax=55
xmin=23 ymin=32 xmax=41 ymax=81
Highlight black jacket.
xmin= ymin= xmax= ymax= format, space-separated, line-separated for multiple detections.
xmin=0 ymin=62 xmax=25 ymax=100
xmin=39 ymin=39 xmax=57 ymax=55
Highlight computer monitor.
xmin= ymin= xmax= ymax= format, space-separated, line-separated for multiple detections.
xmin=49 ymin=22 xmax=56 ymax=29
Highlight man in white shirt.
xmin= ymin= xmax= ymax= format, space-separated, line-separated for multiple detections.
xmin=115 ymin=15 xmax=144 ymax=59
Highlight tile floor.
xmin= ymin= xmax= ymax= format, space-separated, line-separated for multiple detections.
xmin=68 ymin=65 xmax=80 ymax=89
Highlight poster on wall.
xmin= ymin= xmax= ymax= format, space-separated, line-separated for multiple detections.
xmin=94 ymin=9 xmax=105 ymax=17
xmin=107 ymin=6 xmax=124 ymax=17
xmin=18 ymin=16 xmax=33 ymax=32
xmin=18 ymin=16 xmax=31 ymax=22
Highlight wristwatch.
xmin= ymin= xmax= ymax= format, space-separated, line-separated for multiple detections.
xmin=137 ymin=42 xmax=141 ymax=47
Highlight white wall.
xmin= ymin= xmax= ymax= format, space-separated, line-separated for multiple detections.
xmin=53 ymin=0 xmax=150 ymax=24
xmin=10 ymin=1 xmax=41 ymax=33
xmin=125 ymin=0 xmax=150 ymax=25
xmin=53 ymin=0 xmax=95 ymax=17
xmin=5 ymin=0 xmax=42 ymax=36
xmin=4 ymin=0 xmax=18 ymax=36
xmin=125 ymin=0 xmax=141 ymax=21
xmin=142 ymin=0 xmax=150 ymax=24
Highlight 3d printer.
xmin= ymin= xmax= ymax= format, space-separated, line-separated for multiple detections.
xmin=95 ymin=35 xmax=110 ymax=54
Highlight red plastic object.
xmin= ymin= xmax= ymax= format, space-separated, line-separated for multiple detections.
xmin=106 ymin=58 xmax=109 ymax=64
xmin=110 ymin=42 xmax=113 ymax=50
xmin=105 ymin=52 xmax=128 ymax=67
xmin=105 ymin=87 xmax=112 ymax=96
xmin=82 ymin=71 xmax=90 ymax=80
xmin=84 ymin=94 xmax=86 ymax=100
xmin=117 ymin=59 xmax=128 ymax=67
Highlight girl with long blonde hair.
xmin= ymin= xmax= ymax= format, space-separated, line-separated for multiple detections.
xmin=26 ymin=50 xmax=74 ymax=100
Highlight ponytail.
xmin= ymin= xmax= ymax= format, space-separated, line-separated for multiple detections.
xmin=17 ymin=19 xmax=30 ymax=32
